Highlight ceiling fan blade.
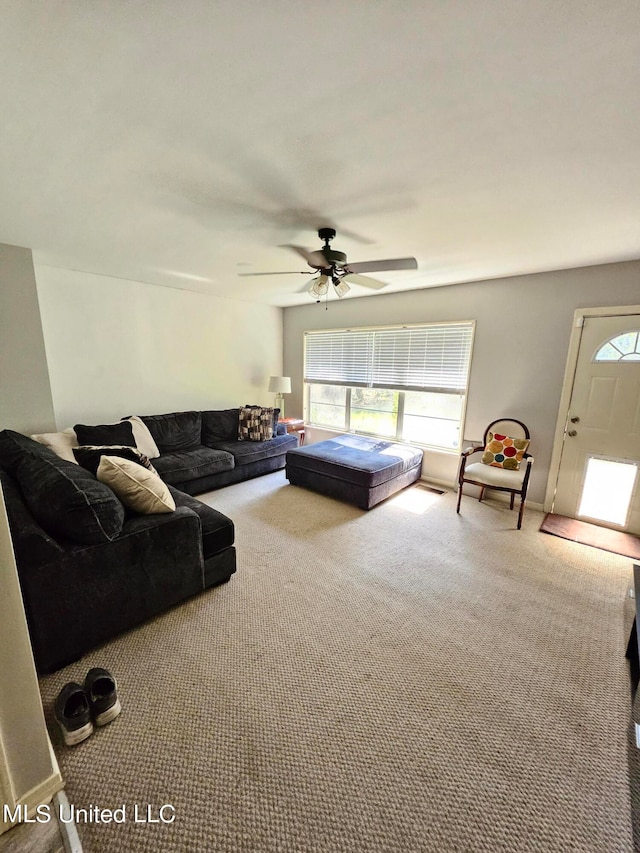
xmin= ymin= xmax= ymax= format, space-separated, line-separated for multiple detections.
xmin=281 ymin=244 xmax=327 ymax=267
xmin=295 ymin=277 xmax=319 ymax=294
xmin=237 ymin=270 xmax=309 ymax=277
xmin=346 ymin=257 xmax=418 ymax=274
xmin=342 ymin=273 xmax=388 ymax=290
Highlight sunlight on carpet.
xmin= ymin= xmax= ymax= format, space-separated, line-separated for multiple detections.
xmin=386 ymin=483 xmax=444 ymax=514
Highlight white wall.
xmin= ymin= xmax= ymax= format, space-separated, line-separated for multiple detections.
xmin=0 ymin=489 xmax=62 ymax=833
xmin=283 ymin=260 xmax=640 ymax=504
xmin=0 ymin=244 xmax=56 ymax=434
xmin=35 ymin=266 xmax=284 ymax=428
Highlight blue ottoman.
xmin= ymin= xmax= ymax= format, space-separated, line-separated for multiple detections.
xmin=285 ymin=434 xmax=423 ymax=510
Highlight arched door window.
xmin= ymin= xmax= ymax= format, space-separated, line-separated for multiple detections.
xmin=593 ymin=331 xmax=640 ymax=362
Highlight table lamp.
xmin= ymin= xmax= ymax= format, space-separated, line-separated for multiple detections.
xmin=268 ymin=376 xmax=291 ymax=419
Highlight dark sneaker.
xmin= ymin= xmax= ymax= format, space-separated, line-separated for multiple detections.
xmin=84 ymin=667 xmax=121 ymax=726
xmin=54 ymin=682 xmax=93 ymax=746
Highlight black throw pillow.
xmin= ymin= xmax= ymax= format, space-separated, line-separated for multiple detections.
xmin=73 ymin=445 xmax=157 ymax=477
xmin=74 ymin=421 xmax=135 ymax=448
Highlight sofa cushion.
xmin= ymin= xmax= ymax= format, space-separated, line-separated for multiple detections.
xmin=139 ymin=412 xmax=202 ymax=453
xmin=97 ymin=456 xmax=176 ymax=514
xmin=201 ymin=409 xmax=240 ymax=445
xmin=168 ymin=487 xmax=235 ymax=559
xmin=74 ymin=421 xmax=136 ymax=447
xmin=0 ymin=429 xmax=48 ymax=474
xmin=0 ymin=430 xmax=125 ymax=544
xmin=211 ymin=433 xmax=297 ymax=466
xmin=152 ymin=446 xmax=234 ymax=486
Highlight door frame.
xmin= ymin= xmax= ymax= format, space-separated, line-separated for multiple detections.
xmin=544 ymin=303 xmax=640 ymax=513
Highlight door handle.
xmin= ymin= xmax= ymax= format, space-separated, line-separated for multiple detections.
xmin=570 ymin=416 xmax=580 ymax=423
xmin=567 ymin=430 xmax=577 ymax=437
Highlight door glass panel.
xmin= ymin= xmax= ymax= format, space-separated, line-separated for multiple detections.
xmin=594 ymin=331 xmax=640 ymax=361
xmin=577 ymin=457 xmax=638 ymax=526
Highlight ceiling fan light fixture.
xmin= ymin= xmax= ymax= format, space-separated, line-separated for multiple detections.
xmin=333 ymin=278 xmax=350 ymax=298
xmin=309 ymin=274 xmax=329 ymax=299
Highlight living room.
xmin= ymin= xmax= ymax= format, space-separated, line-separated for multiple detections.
xmin=2 ymin=3 xmax=640 ymax=852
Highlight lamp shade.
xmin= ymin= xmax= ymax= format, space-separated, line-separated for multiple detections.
xmin=268 ymin=376 xmax=291 ymax=394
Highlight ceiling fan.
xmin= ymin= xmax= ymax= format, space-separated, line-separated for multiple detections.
xmin=238 ymin=228 xmax=418 ymax=301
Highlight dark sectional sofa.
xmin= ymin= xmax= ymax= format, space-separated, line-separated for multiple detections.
xmin=0 ymin=408 xmax=297 ymax=673
xmin=142 ymin=409 xmax=297 ymax=494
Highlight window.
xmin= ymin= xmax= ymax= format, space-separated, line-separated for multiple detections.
xmin=304 ymin=322 xmax=474 ymax=450
xmin=594 ymin=331 xmax=640 ymax=362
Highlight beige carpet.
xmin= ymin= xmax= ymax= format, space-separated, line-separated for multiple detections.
xmin=39 ymin=474 xmax=636 ymax=852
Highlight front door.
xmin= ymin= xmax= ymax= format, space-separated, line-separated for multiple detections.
xmin=553 ymin=314 xmax=640 ymax=534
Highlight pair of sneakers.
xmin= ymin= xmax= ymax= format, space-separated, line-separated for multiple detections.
xmin=54 ymin=668 xmax=121 ymax=746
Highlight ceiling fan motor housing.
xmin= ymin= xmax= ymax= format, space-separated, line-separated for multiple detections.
xmin=316 ymin=228 xmax=346 ymax=268
xmin=320 ymin=247 xmax=347 ymax=267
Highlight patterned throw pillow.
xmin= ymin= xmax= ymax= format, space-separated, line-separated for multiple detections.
xmin=481 ymin=432 xmax=530 ymax=470
xmin=238 ymin=406 xmax=274 ymax=442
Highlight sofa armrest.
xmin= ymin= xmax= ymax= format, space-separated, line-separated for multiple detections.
xmin=19 ymin=506 xmax=205 ymax=673
xmin=0 ymin=470 xmax=64 ymax=567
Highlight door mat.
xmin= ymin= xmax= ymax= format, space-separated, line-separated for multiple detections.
xmin=540 ymin=513 xmax=640 ymax=561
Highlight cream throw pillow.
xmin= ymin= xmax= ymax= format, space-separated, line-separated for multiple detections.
xmin=31 ymin=427 xmax=79 ymax=463
xmin=96 ymin=455 xmax=175 ymax=514
xmin=124 ymin=416 xmax=161 ymax=459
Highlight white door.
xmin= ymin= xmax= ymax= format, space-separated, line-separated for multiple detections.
xmin=553 ymin=315 xmax=640 ymax=534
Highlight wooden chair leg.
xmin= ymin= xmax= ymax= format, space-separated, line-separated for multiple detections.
xmin=510 ymin=492 xmax=515 ymax=510
xmin=456 ymin=483 xmax=463 ymax=513
xmin=478 ymin=486 xmax=485 ymax=503
xmin=517 ymin=497 xmax=526 ymax=529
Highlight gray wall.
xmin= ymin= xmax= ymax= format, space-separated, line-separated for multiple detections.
xmin=0 ymin=244 xmax=56 ymax=433
xmin=283 ymin=260 xmax=640 ymax=504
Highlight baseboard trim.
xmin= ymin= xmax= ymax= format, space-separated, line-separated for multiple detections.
xmin=419 ymin=476 xmax=543 ymax=512
xmin=55 ymin=790 xmax=83 ymax=853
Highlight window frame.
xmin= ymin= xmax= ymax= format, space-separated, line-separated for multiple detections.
xmin=304 ymin=321 xmax=475 ymax=452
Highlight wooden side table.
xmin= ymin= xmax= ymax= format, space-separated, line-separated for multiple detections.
xmin=279 ymin=418 xmax=305 ymax=445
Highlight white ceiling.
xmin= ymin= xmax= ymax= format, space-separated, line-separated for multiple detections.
xmin=1 ymin=1 xmax=639 ymax=307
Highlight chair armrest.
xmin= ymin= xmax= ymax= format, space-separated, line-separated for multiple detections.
xmin=461 ymin=445 xmax=483 ymax=458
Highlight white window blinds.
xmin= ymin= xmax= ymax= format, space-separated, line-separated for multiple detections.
xmin=304 ymin=323 xmax=474 ymax=393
